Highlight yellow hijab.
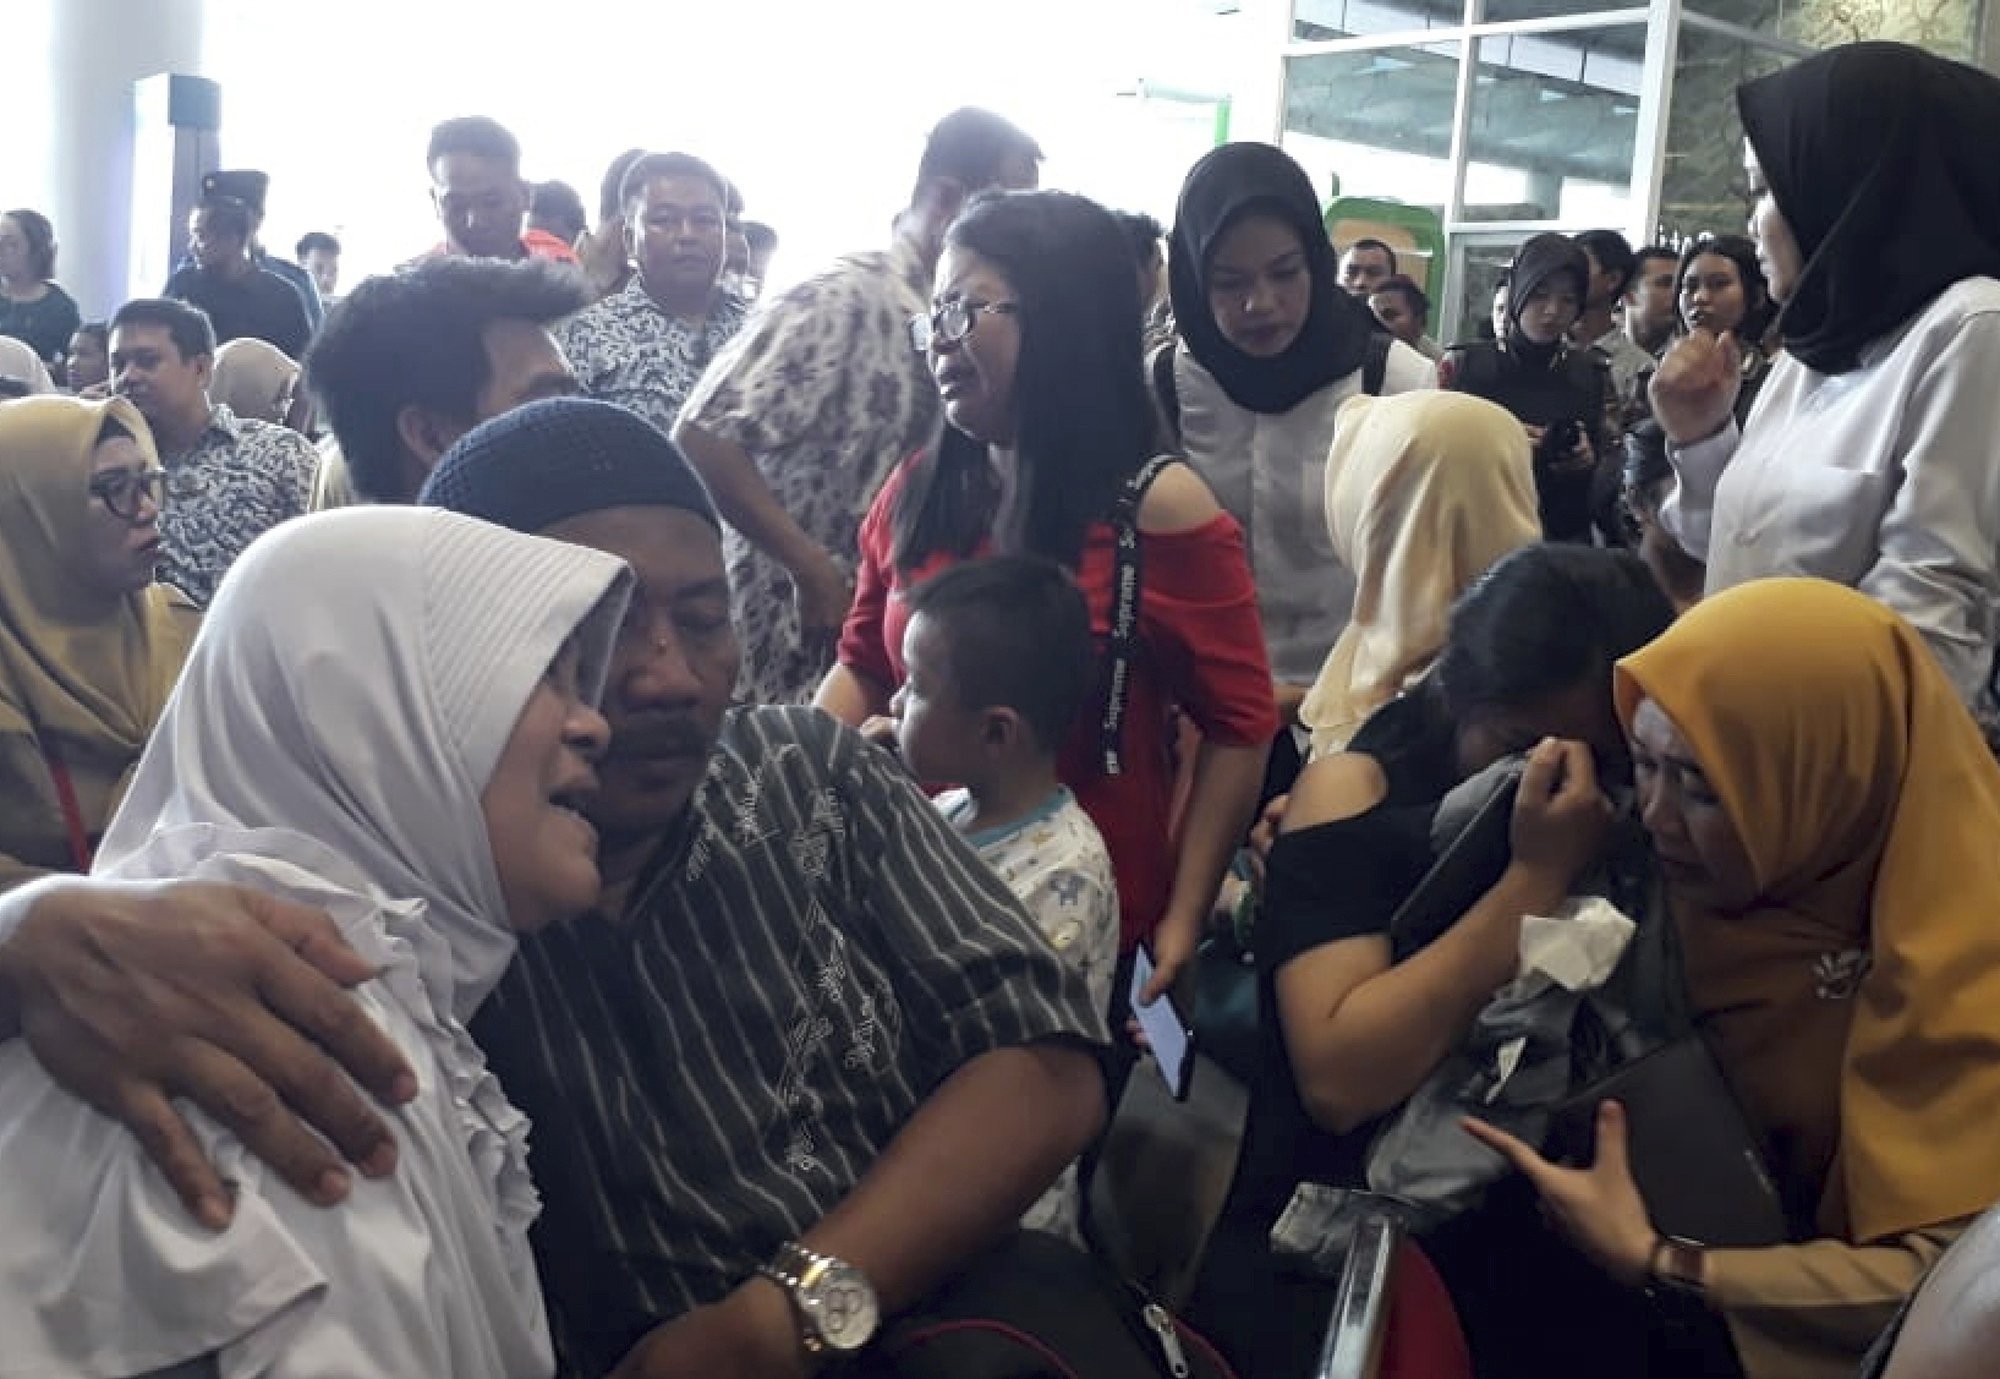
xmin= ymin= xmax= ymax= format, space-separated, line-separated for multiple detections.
xmin=0 ymin=396 xmax=192 ymax=757
xmin=1299 ymin=391 xmax=1540 ymax=757
xmin=1616 ymin=579 xmax=2000 ymax=1243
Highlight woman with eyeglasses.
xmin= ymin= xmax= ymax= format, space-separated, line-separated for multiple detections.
xmin=1671 ymin=235 xmax=1773 ymax=428
xmin=0 ymin=396 xmax=197 ymax=891
xmin=816 ymin=190 xmax=1279 ymax=1008
xmin=1652 ymin=42 xmax=2000 ymax=718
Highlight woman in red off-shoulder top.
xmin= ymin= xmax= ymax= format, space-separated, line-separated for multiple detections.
xmin=816 ymin=189 xmax=1278 ymax=1004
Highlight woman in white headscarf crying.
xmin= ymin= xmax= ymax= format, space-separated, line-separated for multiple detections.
xmin=0 ymin=504 xmax=631 ymax=1378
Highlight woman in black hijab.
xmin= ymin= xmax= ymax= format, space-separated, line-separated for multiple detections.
xmin=1440 ymin=232 xmax=1618 ymax=544
xmin=1166 ymin=143 xmax=1434 ymax=726
xmin=1651 ymin=42 xmax=2000 ymax=715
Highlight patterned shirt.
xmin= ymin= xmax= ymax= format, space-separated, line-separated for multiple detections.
xmin=1587 ymin=325 xmax=1658 ymax=426
xmin=468 ymin=708 xmax=1107 ymax=1378
xmin=158 ymin=404 xmax=318 ymax=606
xmin=553 ymin=279 xmax=750 ymax=436
xmin=936 ymin=785 xmax=1119 ymax=1245
xmin=679 ymin=239 xmax=941 ymax=705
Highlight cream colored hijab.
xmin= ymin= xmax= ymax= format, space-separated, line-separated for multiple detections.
xmin=210 ymin=336 xmax=301 ymax=424
xmin=0 ymin=337 xmax=54 ymax=394
xmin=0 ymin=395 xmax=191 ymax=755
xmin=1299 ymin=391 xmax=1540 ymax=757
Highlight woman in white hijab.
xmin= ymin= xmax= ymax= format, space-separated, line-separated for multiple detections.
xmin=0 ymin=334 xmax=55 ymax=395
xmin=0 ymin=505 xmax=630 ymax=1378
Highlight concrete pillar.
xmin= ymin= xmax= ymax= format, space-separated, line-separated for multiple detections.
xmin=45 ymin=0 xmax=208 ymax=317
xmin=1525 ymin=168 xmax=1564 ymax=220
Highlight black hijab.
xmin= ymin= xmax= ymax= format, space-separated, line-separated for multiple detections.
xmin=1168 ymin=142 xmax=1376 ymax=414
xmin=1503 ymin=232 xmax=1589 ymax=367
xmin=1739 ymin=42 xmax=2000 ymax=375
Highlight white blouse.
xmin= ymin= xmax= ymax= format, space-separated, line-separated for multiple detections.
xmin=1663 ymin=276 xmax=2000 ymax=706
xmin=0 ymin=842 xmax=552 ymax=1379
xmin=1177 ymin=343 xmax=1437 ymax=686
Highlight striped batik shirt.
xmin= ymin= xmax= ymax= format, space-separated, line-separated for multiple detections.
xmin=470 ymin=707 xmax=1108 ymax=1377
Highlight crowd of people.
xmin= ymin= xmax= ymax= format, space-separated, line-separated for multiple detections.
xmin=2 ymin=34 xmax=2000 ymax=1379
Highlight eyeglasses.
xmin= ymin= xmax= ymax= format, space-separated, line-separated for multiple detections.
xmin=89 ymin=467 xmax=166 ymax=521
xmin=907 ymin=298 xmax=1018 ymax=353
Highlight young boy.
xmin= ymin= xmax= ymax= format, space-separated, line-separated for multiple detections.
xmin=895 ymin=556 xmax=1119 ymax=1243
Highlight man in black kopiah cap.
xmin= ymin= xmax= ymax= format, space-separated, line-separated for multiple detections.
xmin=162 ymin=169 xmax=324 ymax=331
xmin=0 ymin=397 xmax=1109 ymax=1379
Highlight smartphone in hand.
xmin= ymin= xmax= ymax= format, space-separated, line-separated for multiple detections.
xmin=1130 ymin=946 xmax=1195 ymax=1100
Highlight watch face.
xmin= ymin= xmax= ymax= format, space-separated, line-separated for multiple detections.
xmin=801 ymin=1262 xmax=880 ymax=1352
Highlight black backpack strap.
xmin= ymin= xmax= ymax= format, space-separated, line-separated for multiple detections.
xmin=1101 ymin=455 xmax=1177 ymax=777
xmin=1148 ymin=342 xmax=1182 ymax=447
xmin=1361 ymin=330 xmax=1393 ymax=396
xmin=1438 ymin=340 xmax=1500 ymax=395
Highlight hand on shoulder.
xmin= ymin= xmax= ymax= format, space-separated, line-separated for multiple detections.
xmin=1136 ymin=460 xmax=1223 ymax=534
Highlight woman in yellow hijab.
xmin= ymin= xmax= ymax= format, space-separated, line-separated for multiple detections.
xmin=0 ymin=396 xmax=197 ymax=889
xmin=1470 ymin=578 xmax=2000 ymax=1379
xmin=1298 ymin=390 xmax=1541 ymax=758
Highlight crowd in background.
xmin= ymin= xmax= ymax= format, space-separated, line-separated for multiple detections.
xmin=3 ymin=35 xmax=2000 ymax=1379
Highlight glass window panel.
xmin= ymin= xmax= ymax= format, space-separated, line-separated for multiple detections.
xmin=1461 ymin=26 xmax=1643 ymax=224
xmin=1282 ymin=42 xmax=1463 ymax=218
xmin=1481 ymin=0 xmax=1636 ymax=24
xmin=1445 ymin=235 xmax=1527 ymax=346
xmin=1657 ymin=27 xmax=1788 ymax=242
xmin=1293 ymin=0 xmax=1466 ymax=41
xmin=1686 ymin=0 xmax=1974 ymax=56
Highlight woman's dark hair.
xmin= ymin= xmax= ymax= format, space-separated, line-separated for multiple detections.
xmin=3 ymin=209 xmax=57 ymax=282
xmin=1675 ymin=233 xmax=1774 ymax=342
xmin=892 ymin=190 xmax=1154 ymax=571
xmin=1440 ymin=544 xmax=1674 ymax=720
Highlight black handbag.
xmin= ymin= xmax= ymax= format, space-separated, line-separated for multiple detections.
xmin=1545 ymin=1033 xmax=1789 ymax=1248
xmin=872 ymin=1232 xmax=1238 ymax=1379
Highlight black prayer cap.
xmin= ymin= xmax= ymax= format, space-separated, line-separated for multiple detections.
xmin=202 ymin=169 xmax=270 ymax=216
xmin=419 ymin=397 xmax=721 ymax=535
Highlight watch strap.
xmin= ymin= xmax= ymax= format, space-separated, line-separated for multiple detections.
xmin=757 ymin=1243 xmax=827 ymax=1354
xmin=1646 ymin=1234 xmax=1708 ymax=1299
